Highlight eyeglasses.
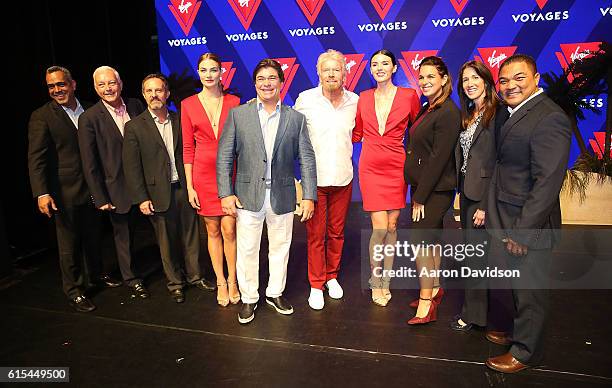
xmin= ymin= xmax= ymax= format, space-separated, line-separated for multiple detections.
xmin=255 ymin=75 xmax=280 ymax=83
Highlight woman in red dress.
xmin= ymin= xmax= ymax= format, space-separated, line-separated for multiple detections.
xmin=353 ymin=49 xmax=420 ymax=307
xmin=182 ymin=53 xmax=240 ymax=307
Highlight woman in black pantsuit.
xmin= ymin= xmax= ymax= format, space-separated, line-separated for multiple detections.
xmin=404 ymin=56 xmax=460 ymax=325
xmin=450 ymin=60 xmax=500 ymax=331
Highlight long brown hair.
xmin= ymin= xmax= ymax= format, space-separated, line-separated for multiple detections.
xmin=419 ymin=56 xmax=452 ymax=112
xmin=457 ymin=60 xmax=500 ymax=129
xmin=197 ymin=52 xmax=226 ymax=94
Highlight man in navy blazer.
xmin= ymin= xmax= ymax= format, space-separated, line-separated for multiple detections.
xmin=485 ymin=54 xmax=571 ymax=373
xmin=217 ymin=58 xmax=317 ymax=324
xmin=28 ymin=66 xmax=106 ymax=312
xmin=78 ymin=66 xmax=148 ymax=298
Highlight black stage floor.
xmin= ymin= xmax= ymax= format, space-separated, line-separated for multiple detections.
xmin=1 ymin=205 xmax=611 ymax=387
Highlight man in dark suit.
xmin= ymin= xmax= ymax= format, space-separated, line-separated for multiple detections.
xmin=485 ymin=54 xmax=571 ymax=373
xmin=28 ymin=66 xmax=118 ymax=312
xmin=217 ymin=59 xmax=317 ymax=324
xmin=78 ymin=66 xmax=149 ymax=298
xmin=122 ymin=73 xmax=214 ymax=303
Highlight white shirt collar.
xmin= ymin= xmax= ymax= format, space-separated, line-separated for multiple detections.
xmin=507 ymin=88 xmax=544 ymax=116
xmin=256 ymin=97 xmax=281 ymax=113
xmin=60 ymin=98 xmax=83 ymax=114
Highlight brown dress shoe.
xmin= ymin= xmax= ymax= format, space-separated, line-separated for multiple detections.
xmin=486 ymin=330 xmax=511 ymax=346
xmin=486 ymin=352 xmax=530 ymax=373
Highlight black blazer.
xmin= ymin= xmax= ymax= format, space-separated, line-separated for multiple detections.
xmin=122 ymin=110 xmax=187 ymax=213
xmin=454 ymin=108 xmax=500 ymax=206
xmin=404 ymin=98 xmax=461 ymax=204
xmin=28 ymin=100 xmax=93 ymax=208
xmin=486 ymin=93 xmax=571 ymax=249
xmin=78 ymin=98 xmax=145 ymax=214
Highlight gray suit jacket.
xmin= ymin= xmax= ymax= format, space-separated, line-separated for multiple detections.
xmin=486 ymin=93 xmax=570 ymax=249
xmin=216 ymin=100 xmax=317 ymax=214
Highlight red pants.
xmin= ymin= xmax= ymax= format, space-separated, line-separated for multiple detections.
xmin=306 ymin=182 xmax=352 ymax=289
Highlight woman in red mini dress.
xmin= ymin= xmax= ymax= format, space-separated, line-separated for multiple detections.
xmin=182 ymin=53 xmax=240 ymax=307
xmin=353 ymin=49 xmax=420 ymax=307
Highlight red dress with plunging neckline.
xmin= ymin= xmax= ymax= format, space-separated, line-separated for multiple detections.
xmin=181 ymin=93 xmax=240 ymax=216
xmin=353 ymin=87 xmax=420 ymax=211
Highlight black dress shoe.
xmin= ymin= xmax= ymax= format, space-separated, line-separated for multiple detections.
xmin=238 ymin=302 xmax=257 ymax=324
xmin=193 ymin=279 xmax=216 ymax=292
xmin=95 ymin=274 xmax=122 ymax=288
xmin=450 ymin=315 xmax=473 ymax=332
xmin=69 ymin=295 xmax=96 ymax=312
xmin=171 ymin=289 xmax=185 ymax=303
xmin=265 ymin=296 xmax=294 ymax=315
xmin=132 ymin=282 xmax=150 ymax=299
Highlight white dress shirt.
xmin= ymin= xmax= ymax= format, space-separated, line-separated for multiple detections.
xmin=294 ymin=86 xmax=358 ymax=187
xmin=508 ymin=88 xmax=544 ymax=117
xmin=61 ymin=98 xmax=85 ymax=128
xmin=257 ymin=98 xmax=282 ymax=187
xmin=150 ymin=110 xmax=179 ymax=182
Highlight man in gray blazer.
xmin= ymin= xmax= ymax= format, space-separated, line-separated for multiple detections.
xmin=217 ymin=59 xmax=317 ymax=324
xmin=485 ymin=54 xmax=570 ymax=373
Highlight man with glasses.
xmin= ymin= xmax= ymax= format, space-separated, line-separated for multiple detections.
xmin=217 ymin=58 xmax=317 ymax=324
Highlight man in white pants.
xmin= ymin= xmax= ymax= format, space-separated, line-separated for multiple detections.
xmin=217 ymin=58 xmax=317 ymax=324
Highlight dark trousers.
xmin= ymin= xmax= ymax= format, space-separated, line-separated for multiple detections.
xmin=458 ymin=180 xmax=488 ymax=326
xmin=148 ymin=183 xmax=201 ymax=291
xmin=54 ymin=203 xmax=102 ymax=299
xmin=489 ymin=238 xmax=551 ymax=365
xmin=108 ymin=206 xmax=142 ymax=286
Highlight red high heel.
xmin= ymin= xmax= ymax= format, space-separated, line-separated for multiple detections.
xmin=407 ymin=297 xmax=438 ymax=325
xmin=409 ymin=287 xmax=444 ymax=307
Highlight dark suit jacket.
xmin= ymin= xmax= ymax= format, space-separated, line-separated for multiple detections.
xmin=404 ymin=98 xmax=461 ymax=204
xmin=454 ymin=108 xmax=500 ymax=207
xmin=28 ymin=100 xmax=92 ymax=208
xmin=78 ymin=98 xmax=145 ymax=214
xmin=486 ymin=93 xmax=571 ymax=249
xmin=122 ymin=110 xmax=187 ymax=213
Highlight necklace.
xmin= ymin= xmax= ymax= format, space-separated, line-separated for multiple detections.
xmin=199 ymin=93 xmax=223 ymax=129
xmin=374 ymin=86 xmax=397 ymax=136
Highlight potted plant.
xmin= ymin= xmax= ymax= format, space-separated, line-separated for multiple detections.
xmin=542 ymin=42 xmax=611 ymax=225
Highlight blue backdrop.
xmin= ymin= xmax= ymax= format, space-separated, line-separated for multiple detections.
xmin=156 ymin=0 xmax=610 ymax=199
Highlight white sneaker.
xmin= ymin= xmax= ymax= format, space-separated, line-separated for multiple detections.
xmin=326 ymin=279 xmax=343 ymax=299
xmin=308 ymin=288 xmax=324 ymax=310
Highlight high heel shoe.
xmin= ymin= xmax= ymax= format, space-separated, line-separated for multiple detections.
xmin=217 ymin=282 xmax=229 ymax=307
xmin=371 ymin=289 xmax=388 ymax=307
xmin=409 ymin=286 xmax=444 ymax=307
xmin=227 ymin=281 xmax=241 ymax=305
xmin=382 ymin=288 xmax=392 ymax=302
xmin=407 ymin=297 xmax=437 ymax=325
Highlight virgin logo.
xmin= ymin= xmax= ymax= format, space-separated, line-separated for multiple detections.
xmin=272 ymin=58 xmax=300 ymax=101
xmin=343 ymin=54 xmax=368 ymax=92
xmin=487 ymin=50 xmax=508 ymax=68
xmin=450 ymin=0 xmax=469 ymax=15
xmin=168 ymin=0 xmax=202 ymax=36
xmin=556 ymin=42 xmax=602 ymax=82
xmin=398 ymin=50 xmax=438 ymax=97
xmin=536 ymin=0 xmax=549 ymax=9
xmin=370 ymin=0 xmax=395 ymax=20
xmin=474 ymin=46 xmax=517 ymax=87
xmin=227 ymin=0 xmax=263 ymax=30
xmin=296 ymin=0 xmax=326 ymax=25
xmin=220 ymin=62 xmax=236 ymax=89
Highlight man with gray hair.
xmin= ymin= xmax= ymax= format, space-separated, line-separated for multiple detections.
xmin=77 ymin=66 xmax=152 ymax=299
xmin=294 ymin=49 xmax=358 ymax=310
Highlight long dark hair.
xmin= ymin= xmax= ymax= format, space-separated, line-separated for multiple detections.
xmin=457 ymin=60 xmax=500 ymax=129
xmin=419 ymin=56 xmax=452 ymax=112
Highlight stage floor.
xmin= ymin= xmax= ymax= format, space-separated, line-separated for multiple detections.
xmin=1 ymin=205 xmax=610 ymax=387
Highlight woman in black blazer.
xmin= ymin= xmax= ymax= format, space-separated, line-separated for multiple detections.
xmin=450 ymin=60 xmax=500 ymax=331
xmin=404 ymin=56 xmax=460 ymax=325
